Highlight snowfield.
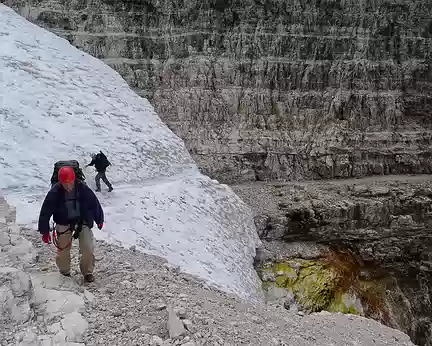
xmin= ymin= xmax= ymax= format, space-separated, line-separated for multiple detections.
xmin=0 ymin=4 xmax=264 ymax=303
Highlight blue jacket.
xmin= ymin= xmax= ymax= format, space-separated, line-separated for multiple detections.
xmin=38 ymin=181 xmax=104 ymax=234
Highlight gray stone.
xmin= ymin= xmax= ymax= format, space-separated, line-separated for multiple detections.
xmin=150 ymin=335 xmax=164 ymax=346
xmin=174 ymin=307 xmax=187 ymax=318
xmin=33 ymin=286 xmax=85 ymax=321
xmin=182 ymin=342 xmax=196 ymax=346
xmin=0 ymin=267 xmax=33 ymax=326
xmin=61 ymin=311 xmax=89 ymax=342
xmin=84 ymin=290 xmax=95 ymax=303
xmin=157 ymin=303 xmax=167 ymax=311
xmin=167 ymin=305 xmax=186 ymax=340
xmin=182 ymin=319 xmax=193 ymax=331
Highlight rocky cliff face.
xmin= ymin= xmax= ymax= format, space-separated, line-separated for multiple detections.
xmin=3 ymin=1 xmax=432 ymax=345
xmin=0 ymin=189 xmax=417 ymax=346
xmin=4 ymin=0 xmax=432 ymax=183
xmin=233 ymin=175 xmax=432 ymax=346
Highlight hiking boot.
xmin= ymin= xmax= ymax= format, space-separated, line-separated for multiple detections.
xmin=108 ymin=187 xmax=113 ymax=192
xmin=84 ymin=274 xmax=94 ymax=283
xmin=60 ymin=272 xmax=71 ymax=277
xmin=95 ymin=188 xmax=101 ymax=192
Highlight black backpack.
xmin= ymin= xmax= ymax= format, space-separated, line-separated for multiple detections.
xmin=50 ymin=160 xmax=86 ymax=187
xmin=98 ymin=151 xmax=111 ymax=170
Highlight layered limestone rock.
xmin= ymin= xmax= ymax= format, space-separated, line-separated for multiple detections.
xmin=234 ymin=175 xmax=432 ymax=346
xmin=0 ymin=194 xmax=89 ymax=345
xmin=4 ymin=0 xmax=432 ymax=183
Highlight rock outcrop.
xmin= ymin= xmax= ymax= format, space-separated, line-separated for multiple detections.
xmin=15 ymin=196 xmax=417 ymax=346
xmin=233 ymin=175 xmax=432 ymax=346
xmin=0 ymin=191 xmax=417 ymax=346
xmin=0 ymin=193 xmax=90 ymax=345
xmin=1 ymin=2 xmax=430 ymax=345
xmin=4 ymin=0 xmax=432 ymax=183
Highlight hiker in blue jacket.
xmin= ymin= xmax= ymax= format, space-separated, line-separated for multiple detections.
xmin=37 ymin=166 xmax=104 ymax=282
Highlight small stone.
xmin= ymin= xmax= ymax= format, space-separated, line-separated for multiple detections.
xmin=251 ymin=316 xmax=261 ymax=324
xmin=61 ymin=311 xmax=88 ymax=342
xmin=136 ymin=280 xmax=146 ymax=289
xmin=47 ymin=322 xmax=62 ymax=334
xmin=174 ymin=307 xmax=186 ymax=318
xmin=167 ymin=305 xmax=186 ymax=340
xmin=178 ymin=293 xmax=188 ymax=299
xmin=182 ymin=319 xmax=193 ymax=331
xmin=181 ymin=336 xmax=191 ymax=343
xmin=182 ymin=341 xmax=196 ymax=346
xmin=129 ymin=245 xmax=136 ymax=251
xmin=319 ymin=310 xmax=331 ymax=316
xmin=112 ymin=311 xmax=122 ymax=317
xmin=139 ymin=326 xmax=151 ymax=333
xmin=150 ymin=335 xmax=164 ymax=346
xmin=105 ymin=284 xmax=116 ymax=293
xmin=297 ymin=311 xmax=305 ymax=316
xmin=157 ymin=303 xmax=167 ymax=311
xmin=84 ymin=290 xmax=95 ymax=303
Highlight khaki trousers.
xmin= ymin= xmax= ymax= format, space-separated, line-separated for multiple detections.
xmin=55 ymin=224 xmax=95 ymax=276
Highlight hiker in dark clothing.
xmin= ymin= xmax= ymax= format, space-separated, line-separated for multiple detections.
xmin=37 ymin=166 xmax=104 ymax=282
xmin=86 ymin=151 xmax=113 ymax=192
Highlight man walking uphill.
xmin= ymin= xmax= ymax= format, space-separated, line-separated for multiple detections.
xmin=37 ymin=166 xmax=104 ymax=283
xmin=86 ymin=151 xmax=113 ymax=192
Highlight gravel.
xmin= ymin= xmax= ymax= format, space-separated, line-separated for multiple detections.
xmin=20 ymin=228 xmax=417 ymax=346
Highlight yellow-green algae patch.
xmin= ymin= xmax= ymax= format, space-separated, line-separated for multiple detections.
xmin=258 ymin=254 xmax=387 ymax=316
xmin=259 ymin=259 xmax=343 ymax=312
xmin=327 ymin=290 xmax=363 ymax=314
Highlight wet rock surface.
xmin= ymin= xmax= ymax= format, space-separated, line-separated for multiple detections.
xmin=233 ymin=174 xmax=432 ymax=346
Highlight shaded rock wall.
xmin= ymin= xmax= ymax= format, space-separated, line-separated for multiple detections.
xmin=4 ymin=0 xmax=432 ymax=183
xmin=255 ymin=243 xmax=432 ymax=346
xmin=234 ymin=176 xmax=432 ymax=346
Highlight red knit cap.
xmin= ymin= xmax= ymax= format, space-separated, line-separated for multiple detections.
xmin=58 ymin=167 xmax=76 ymax=184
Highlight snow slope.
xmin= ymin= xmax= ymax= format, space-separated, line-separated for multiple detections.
xmin=0 ymin=4 xmax=264 ymax=304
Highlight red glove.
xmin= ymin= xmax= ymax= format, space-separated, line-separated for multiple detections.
xmin=42 ymin=233 xmax=51 ymax=244
xmin=97 ymin=223 xmax=103 ymax=230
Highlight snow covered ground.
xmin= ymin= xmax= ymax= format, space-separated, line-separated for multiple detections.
xmin=0 ymin=4 xmax=264 ymax=304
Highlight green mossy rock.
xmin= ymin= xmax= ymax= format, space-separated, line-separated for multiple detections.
xmin=258 ymin=254 xmax=390 ymax=320
xmin=327 ymin=290 xmax=362 ymax=315
xmin=258 ymin=259 xmax=341 ymax=312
